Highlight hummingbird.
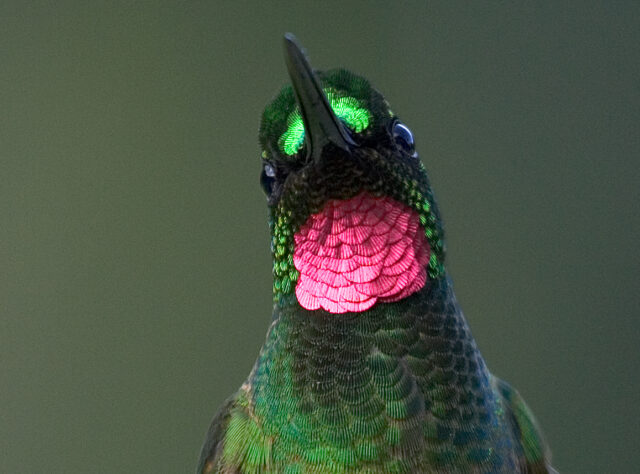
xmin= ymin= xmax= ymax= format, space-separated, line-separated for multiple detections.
xmin=197 ymin=34 xmax=555 ymax=474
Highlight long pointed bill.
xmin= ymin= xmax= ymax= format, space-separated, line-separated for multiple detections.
xmin=283 ymin=33 xmax=354 ymax=161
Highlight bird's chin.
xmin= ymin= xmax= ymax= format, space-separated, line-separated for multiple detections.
xmin=292 ymin=191 xmax=430 ymax=314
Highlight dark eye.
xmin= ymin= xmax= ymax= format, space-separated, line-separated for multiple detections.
xmin=392 ymin=122 xmax=416 ymax=157
xmin=260 ymin=163 xmax=276 ymax=196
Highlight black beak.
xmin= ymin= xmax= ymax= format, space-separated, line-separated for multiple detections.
xmin=283 ymin=33 xmax=354 ymax=162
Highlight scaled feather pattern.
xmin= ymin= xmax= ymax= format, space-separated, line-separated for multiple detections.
xmin=293 ymin=192 xmax=430 ymax=313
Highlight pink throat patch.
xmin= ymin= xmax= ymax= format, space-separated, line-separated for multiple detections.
xmin=293 ymin=192 xmax=430 ymax=314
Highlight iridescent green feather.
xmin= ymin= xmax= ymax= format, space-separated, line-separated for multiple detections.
xmin=494 ymin=377 xmax=554 ymax=473
xmin=278 ymin=89 xmax=372 ymax=156
xmin=200 ymin=279 xmax=553 ymax=473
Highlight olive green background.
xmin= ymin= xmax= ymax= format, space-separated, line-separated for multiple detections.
xmin=2 ymin=2 xmax=638 ymax=473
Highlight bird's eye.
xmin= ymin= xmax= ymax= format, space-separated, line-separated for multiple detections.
xmin=392 ymin=121 xmax=417 ymax=157
xmin=260 ymin=163 xmax=276 ymax=196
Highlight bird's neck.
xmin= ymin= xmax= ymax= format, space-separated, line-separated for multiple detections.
xmin=246 ymin=276 xmax=499 ymax=467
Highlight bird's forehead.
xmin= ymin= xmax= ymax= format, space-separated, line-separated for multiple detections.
xmin=259 ymin=69 xmax=390 ymax=160
xmin=277 ymin=87 xmax=372 ymax=156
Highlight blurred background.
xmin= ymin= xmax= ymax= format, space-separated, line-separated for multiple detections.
xmin=1 ymin=2 xmax=638 ymax=473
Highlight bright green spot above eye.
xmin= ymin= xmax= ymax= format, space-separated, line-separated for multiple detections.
xmin=325 ymin=91 xmax=371 ymax=133
xmin=279 ymin=110 xmax=305 ymax=156
xmin=278 ymin=90 xmax=372 ymax=155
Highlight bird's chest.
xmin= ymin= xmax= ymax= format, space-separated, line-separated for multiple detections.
xmin=249 ymin=299 xmax=518 ymax=472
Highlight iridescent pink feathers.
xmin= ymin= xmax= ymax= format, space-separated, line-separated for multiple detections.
xmin=293 ymin=192 xmax=430 ymax=313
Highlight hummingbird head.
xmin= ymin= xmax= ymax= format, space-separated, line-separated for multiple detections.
xmin=259 ymin=34 xmax=445 ymax=313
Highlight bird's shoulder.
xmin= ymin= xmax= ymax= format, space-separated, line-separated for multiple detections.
xmin=492 ymin=376 xmax=558 ymax=474
xmin=196 ymin=382 xmax=271 ymax=474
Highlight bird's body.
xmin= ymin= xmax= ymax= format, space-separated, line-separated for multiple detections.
xmin=198 ymin=35 xmax=554 ymax=473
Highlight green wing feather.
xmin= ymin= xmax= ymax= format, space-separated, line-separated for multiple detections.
xmin=493 ymin=377 xmax=558 ymax=474
xmin=196 ymin=394 xmax=237 ymax=473
xmin=196 ymin=386 xmax=272 ymax=474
